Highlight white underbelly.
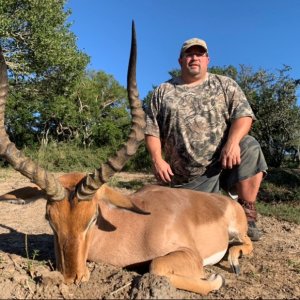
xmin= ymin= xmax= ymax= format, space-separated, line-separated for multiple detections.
xmin=203 ymin=249 xmax=227 ymax=266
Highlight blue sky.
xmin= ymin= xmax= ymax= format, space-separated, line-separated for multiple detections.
xmin=66 ymin=0 xmax=300 ymax=102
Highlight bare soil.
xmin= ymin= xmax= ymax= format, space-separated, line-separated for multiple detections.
xmin=0 ymin=169 xmax=299 ymax=299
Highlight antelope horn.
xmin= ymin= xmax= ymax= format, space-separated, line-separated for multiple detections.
xmin=76 ymin=21 xmax=145 ymax=200
xmin=0 ymin=46 xmax=66 ymax=201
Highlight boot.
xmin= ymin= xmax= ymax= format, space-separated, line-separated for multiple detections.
xmin=238 ymin=198 xmax=262 ymax=241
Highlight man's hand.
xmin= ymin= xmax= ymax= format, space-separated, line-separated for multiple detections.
xmin=219 ymin=117 xmax=252 ymax=169
xmin=145 ymin=135 xmax=174 ymax=183
xmin=152 ymin=158 xmax=174 ymax=183
xmin=220 ymin=142 xmax=241 ymax=169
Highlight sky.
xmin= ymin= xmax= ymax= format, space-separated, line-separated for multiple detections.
xmin=65 ymin=0 xmax=300 ymax=103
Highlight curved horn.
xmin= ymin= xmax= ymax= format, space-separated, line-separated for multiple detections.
xmin=0 ymin=47 xmax=66 ymax=201
xmin=76 ymin=21 xmax=145 ymax=200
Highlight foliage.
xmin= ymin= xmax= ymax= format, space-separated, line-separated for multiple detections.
xmin=24 ymin=141 xmax=114 ymax=172
xmin=109 ymin=179 xmax=146 ymax=191
xmin=258 ymin=168 xmax=300 ymax=203
xmin=39 ymin=70 xmax=129 ymax=149
xmin=0 ymin=0 xmax=131 ymax=153
xmin=0 ymin=0 xmax=88 ymax=85
xmin=124 ymin=142 xmax=152 ymax=172
xmin=0 ymin=0 xmax=89 ymax=146
xmin=257 ymin=201 xmax=300 ymax=224
xmin=255 ymin=168 xmax=300 ymax=226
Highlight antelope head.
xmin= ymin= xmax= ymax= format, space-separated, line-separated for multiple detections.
xmin=0 ymin=21 xmax=145 ymax=284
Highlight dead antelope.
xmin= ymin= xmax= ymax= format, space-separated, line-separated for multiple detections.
xmin=0 ymin=22 xmax=253 ymax=295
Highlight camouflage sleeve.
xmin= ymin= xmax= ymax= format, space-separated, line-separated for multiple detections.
xmin=145 ymin=87 xmax=161 ymax=137
xmin=226 ymin=78 xmax=256 ymax=122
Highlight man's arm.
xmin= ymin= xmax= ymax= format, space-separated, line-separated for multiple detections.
xmin=220 ymin=116 xmax=253 ymax=169
xmin=145 ymin=135 xmax=174 ymax=183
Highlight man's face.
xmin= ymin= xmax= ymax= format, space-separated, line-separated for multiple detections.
xmin=179 ymin=45 xmax=210 ymax=79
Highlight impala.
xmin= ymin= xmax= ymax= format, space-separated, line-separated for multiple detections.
xmin=0 ymin=22 xmax=253 ymax=295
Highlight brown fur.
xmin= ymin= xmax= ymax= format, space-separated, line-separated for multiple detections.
xmin=0 ymin=172 xmax=253 ymax=295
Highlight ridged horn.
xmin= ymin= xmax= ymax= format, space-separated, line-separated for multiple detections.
xmin=0 ymin=46 xmax=66 ymax=201
xmin=75 ymin=21 xmax=145 ymax=200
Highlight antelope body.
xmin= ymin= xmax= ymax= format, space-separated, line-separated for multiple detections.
xmin=0 ymin=22 xmax=253 ymax=295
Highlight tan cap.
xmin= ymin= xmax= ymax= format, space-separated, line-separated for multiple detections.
xmin=180 ymin=38 xmax=208 ymax=57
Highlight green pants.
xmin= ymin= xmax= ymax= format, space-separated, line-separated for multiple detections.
xmin=172 ymin=135 xmax=268 ymax=197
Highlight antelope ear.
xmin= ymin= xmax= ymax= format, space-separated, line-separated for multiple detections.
xmin=96 ymin=205 xmax=116 ymax=232
xmin=98 ymin=184 xmax=149 ymax=215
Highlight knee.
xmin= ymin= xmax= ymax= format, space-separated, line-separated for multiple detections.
xmin=238 ymin=135 xmax=268 ymax=173
xmin=150 ymin=257 xmax=169 ymax=276
xmin=240 ymin=135 xmax=260 ymax=152
xmin=240 ymin=135 xmax=264 ymax=159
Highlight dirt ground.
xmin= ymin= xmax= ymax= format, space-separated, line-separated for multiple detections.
xmin=0 ymin=169 xmax=299 ymax=299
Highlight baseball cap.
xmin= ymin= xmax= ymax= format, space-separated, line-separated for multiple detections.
xmin=180 ymin=38 xmax=208 ymax=57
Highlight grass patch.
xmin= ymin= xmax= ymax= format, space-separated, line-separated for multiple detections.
xmin=256 ymin=167 xmax=300 ymax=224
xmin=24 ymin=143 xmax=115 ymax=173
xmin=110 ymin=179 xmax=145 ymax=190
xmin=259 ymin=168 xmax=300 ymax=203
xmin=257 ymin=201 xmax=300 ymax=224
xmin=24 ymin=234 xmax=40 ymax=276
xmin=287 ymin=259 xmax=300 ymax=274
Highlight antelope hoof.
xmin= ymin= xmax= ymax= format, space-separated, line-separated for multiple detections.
xmin=220 ymin=274 xmax=226 ymax=287
xmin=231 ymin=263 xmax=240 ymax=275
xmin=82 ymin=268 xmax=90 ymax=282
xmin=74 ymin=268 xmax=90 ymax=285
xmin=208 ymin=273 xmax=225 ymax=290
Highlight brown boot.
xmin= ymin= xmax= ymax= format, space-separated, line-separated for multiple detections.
xmin=238 ymin=198 xmax=262 ymax=241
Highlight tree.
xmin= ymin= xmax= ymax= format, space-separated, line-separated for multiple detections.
xmin=237 ymin=66 xmax=300 ymax=167
xmin=0 ymin=0 xmax=89 ymax=146
xmin=39 ymin=70 xmax=130 ymax=150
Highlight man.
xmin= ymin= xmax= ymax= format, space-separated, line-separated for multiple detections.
xmin=145 ymin=37 xmax=268 ymax=241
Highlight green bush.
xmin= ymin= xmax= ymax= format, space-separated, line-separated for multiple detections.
xmin=257 ymin=168 xmax=300 ymax=223
xmin=22 ymin=141 xmax=153 ymax=173
xmin=259 ymin=168 xmax=300 ymax=203
xmin=124 ymin=142 xmax=152 ymax=172
xmin=24 ymin=142 xmax=114 ymax=173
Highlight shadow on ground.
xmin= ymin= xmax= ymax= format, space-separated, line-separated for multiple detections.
xmin=0 ymin=224 xmax=54 ymax=262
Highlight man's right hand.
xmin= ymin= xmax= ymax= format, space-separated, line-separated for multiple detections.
xmin=152 ymin=158 xmax=174 ymax=183
xmin=145 ymin=135 xmax=174 ymax=183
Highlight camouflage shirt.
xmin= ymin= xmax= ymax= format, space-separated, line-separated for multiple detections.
xmin=145 ymin=73 xmax=256 ymax=184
